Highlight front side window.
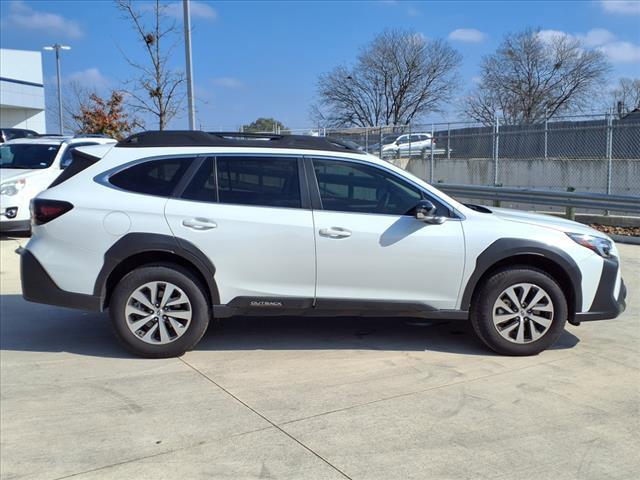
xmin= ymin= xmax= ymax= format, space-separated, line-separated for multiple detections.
xmin=312 ymin=159 xmax=423 ymax=215
xmin=216 ymin=156 xmax=301 ymax=208
xmin=0 ymin=144 xmax=61 ymax=169
xmin=109 ymin=157 xmax=193 ymax=197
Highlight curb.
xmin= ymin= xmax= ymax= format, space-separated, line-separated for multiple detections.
xmin=610 ymin=234 xmax=640 ymax=245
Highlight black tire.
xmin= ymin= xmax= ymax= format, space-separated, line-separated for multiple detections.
xmin=109 ymin=264 xmax=210 ymax=358
xmin=470 ymin=266 xmax=567 ymax=356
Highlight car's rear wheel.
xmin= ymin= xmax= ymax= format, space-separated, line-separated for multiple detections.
xmin=109 ymin=265 xmax=210 ymax=358
xmin=470 ymin=267 xmax=567 ymax=356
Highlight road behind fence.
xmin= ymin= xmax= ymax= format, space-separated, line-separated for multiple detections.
xmin=280 ymin=112 xmax=640 ymax=200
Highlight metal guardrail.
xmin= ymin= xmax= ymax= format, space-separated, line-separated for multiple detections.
xmin=438 ymin=184 xmax=640 ymax=214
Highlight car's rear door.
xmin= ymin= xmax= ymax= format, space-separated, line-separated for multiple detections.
xmin=164 ymin=154 xmax=316 ymax=306
xmin=308 ymin=156 xmax=465 ymax=310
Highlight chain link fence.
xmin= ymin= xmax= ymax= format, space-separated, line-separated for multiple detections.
xmin=205 ymin=112 xmax=640 ymax=211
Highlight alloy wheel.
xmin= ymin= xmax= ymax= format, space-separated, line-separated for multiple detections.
xmin=125 ymin=281 xmax=192 ymax=345
xmin=492 ymin=282 xmax=554 ymax=344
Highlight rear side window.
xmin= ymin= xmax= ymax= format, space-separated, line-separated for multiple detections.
xmin=216 ymin=156 xmax=301 ymax=208
xmin=109 ymin=158 xmax=192 ymax=197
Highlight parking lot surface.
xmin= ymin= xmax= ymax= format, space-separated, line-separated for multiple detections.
xmin=1 ymin=236 xmax=638 ymax=480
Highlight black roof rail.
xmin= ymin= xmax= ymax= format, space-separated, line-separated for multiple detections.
xmin=116 ymin=130 xmax=365 ymax=153
xmin=73 ymin=133 xmax=113 ymax=139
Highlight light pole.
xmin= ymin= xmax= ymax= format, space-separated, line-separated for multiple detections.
xmin=43 ymin=44 xmax=71 ymax=134
xmin=183 ymin=0 xmax=196 ymax=130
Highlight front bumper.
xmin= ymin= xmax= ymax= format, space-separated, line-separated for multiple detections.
xmin=18 ymin=247 xmax=102 ymax=311
xmin=0 ymin=200 xmax=30 ymax=232
xmin=573 ymin=256 xmax=626 ymax=324
xmin=0 ymin=219 xmax=31 ymax=233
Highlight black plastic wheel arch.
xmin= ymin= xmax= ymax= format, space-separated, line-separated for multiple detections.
xmin=94 ymin=233 xmax=220 ymax=309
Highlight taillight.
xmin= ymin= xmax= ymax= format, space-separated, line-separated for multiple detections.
xmin=31 ymin=199 xmax=73 ymax=225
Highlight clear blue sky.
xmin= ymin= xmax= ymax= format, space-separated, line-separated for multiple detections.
xmin=1 ymin=0 xmax=639 ymax=130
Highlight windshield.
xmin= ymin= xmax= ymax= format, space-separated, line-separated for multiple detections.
xmin=0 ymin=144 xmax=61 ymax=169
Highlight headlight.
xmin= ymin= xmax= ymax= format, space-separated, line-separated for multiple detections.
xmin=0 ymin=178 xmax=26 ymax=196
xmin=566 ymin=232 xmax=614 ymax=258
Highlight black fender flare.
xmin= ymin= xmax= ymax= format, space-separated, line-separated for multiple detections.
xmin=94 ymin=232 xmax=220 ymax=307
xmin=460 ymin=238 xmax=582 ymax=312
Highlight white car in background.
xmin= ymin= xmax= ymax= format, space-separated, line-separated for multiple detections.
xmin=0 ymin=135 xmax=116 ymax=234
xmin=381 ymin=133 xmax=435 ymax=158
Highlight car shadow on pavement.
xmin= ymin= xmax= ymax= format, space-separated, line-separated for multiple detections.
xmin=0 ymin=294 xmax=580 ymax=359
xmin=0 ymin=233 xmax=30 ymax=240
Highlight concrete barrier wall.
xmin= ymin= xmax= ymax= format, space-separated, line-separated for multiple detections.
xmin=393 ymin=157 xmax=640 ymax=196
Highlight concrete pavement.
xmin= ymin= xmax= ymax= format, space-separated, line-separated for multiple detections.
xmin=1 ymin=236 xmax=638 ymax=480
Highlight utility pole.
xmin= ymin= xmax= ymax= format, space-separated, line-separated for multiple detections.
xmin=183 ymin=0 xmax=196 ymax=130
xmin=43 ymin=44 xmax=71 ymax=134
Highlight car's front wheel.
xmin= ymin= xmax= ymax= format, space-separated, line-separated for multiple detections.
xmin=109 ymin=265 xmax=210 ymax=358
xmin=470 ymin=267 xmax=567 ymax=355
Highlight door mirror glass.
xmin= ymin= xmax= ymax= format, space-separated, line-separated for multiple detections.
xmin=410 ymin=200 xmax=446 ymax=224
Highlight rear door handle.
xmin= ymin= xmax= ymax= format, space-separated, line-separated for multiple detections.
xmin=319 ymin=227 xmax=352 ymax=239
xmin=182 ymin=218 xmax=217 ymax=231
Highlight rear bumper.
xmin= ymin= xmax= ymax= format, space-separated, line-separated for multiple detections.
xmin=19 ymin=247 xmax=102 ymax=311
xmin=573 ymin=257 xmax=626 ymax=324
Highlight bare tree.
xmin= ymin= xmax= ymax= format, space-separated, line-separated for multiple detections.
xmin=64 ymin=81 xmax=97 ymax=131
xmin=609 ymin=77 xmax=640 ymax=117
xmin=115 ymin=0 xmax=184 ymax=130
xmin=45 ymin=80 xmax=94 ymax=134
xmin=314 ymin=30 xmax=461 ymax=127
xmin=464 ymin=28 xmax=611 ymax=125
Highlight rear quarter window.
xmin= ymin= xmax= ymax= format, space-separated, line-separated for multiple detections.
xmin=109 ymin=157 xmax=193 ymax=197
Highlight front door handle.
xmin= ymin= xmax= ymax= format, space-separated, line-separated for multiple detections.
xmin=319 ymin=227 xmax=352 ymax=239
xmin=182 ymin=218 xmax=217 ymax=231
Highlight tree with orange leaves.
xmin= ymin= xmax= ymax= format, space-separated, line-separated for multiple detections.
xmin=72 ymin=91 xmax=133 ymax=140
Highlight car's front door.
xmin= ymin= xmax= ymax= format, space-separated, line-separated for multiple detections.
xmin=164 ymin=155 xmax=316 ymax=306
xmin=309 ymin=157 xmax=465 ymax=310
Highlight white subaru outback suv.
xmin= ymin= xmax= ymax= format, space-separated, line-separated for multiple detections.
xmin=19 ymin=131 xmax=626 ymax=358
xmin=0 ymin=135 xmax=116 ymax=233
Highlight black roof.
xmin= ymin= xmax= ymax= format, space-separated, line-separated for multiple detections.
xmin=116 ymin=130 xmax=365 ymax=153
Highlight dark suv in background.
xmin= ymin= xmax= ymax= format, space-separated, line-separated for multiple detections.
xmin=0 ymin=128 xmax=38 ymax=144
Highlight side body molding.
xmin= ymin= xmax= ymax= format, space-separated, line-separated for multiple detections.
xmin=460 ymin=238 xmax=583 ymax=312
xmin=94 ymin=233 xmax=220 ymax=308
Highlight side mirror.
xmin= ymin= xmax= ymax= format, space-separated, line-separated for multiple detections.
xmin=411 ymin=200 xmax=447 ymax=224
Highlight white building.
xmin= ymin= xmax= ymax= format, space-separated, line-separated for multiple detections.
xmin=0 ymin=49 xmax=47 ymax=133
